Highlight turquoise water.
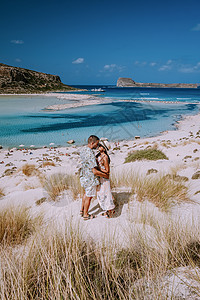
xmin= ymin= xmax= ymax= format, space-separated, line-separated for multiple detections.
xmin=72 ymin=86 xmax=200 ymax=103
xmin=0 ymin=87 xmax=200 ymax=148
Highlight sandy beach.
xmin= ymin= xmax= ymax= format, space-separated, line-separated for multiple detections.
xmin=44 ymin=93 xmax=110 ymax=110
xmin=1 ymin=92 xmax=196 ymax=114
xmin=0 ymin=92 xmax=111 ymax=111
xmin=1 ymin=111 xmax=200 ymax=225
xmin=1 ymin=111 xmax=200 ymax=298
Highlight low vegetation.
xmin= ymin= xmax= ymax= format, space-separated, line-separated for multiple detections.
xmin=44 ymin=173 xmax=82 ymax=201
xmin=0 ymin=206 xmax=41 ymax=247
xmin=125 ymin=148 xmax=168 ymax=163
xmin=0 ymin=165 xmax=198 ymax=298
xmin=35 ymin=197 xmax=47 ymax=206
xmin=0 ymin=188 xmax=4 ymax=198
xmin=111 ymin=170 xmax=189 ymax=211
xmin=1 ymin=213 xmax=200 ymax=299
xmin=42 ymin=161 xmax=56 ymax=167
xmin=21 ymin=163 xmax=38 ymax=176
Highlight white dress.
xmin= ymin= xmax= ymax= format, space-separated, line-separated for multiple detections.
xmin=96 ymin=154 xmax=115 ymax=211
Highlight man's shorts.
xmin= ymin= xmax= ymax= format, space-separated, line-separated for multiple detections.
xmin=85 ymin=185 xmax=97 ymax=197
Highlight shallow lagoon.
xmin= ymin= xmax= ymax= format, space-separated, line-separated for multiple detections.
xmin=0 ymin=88 xmax=200 ymax=148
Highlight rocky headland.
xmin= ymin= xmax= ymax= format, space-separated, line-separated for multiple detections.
xmin=0 ymin=63 xmax=76 ymax=94
xmin=117 ymin=77 xmax=199 ymax=88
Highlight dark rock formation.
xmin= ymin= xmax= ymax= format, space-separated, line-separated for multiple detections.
xmin=0 ymin=63 xmax=75 ymax=93
xmin=117 ymin=77 xmax=199 ymax=88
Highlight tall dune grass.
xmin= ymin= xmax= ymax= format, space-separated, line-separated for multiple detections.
xmin=44 ymin=173 xmax=83 ymax=201
xmin=0 ymin=205 xmax=42 ymax=247
xmin=0 ymin=168 xmax=199 ymax=298
xmin=21 ymin=163 xmax=38 ymax=176
xmin=111 ymin=170 xmax=189 ymax=211
xmin=21 ymin=163 xmax=45 ymax=186
xmin=0 ymin=188 xmax=4 ymax=198
xmin=1 ymin=214 xmax=200 ymax=299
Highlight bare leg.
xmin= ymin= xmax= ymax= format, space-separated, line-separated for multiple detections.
xmin=83 ymin=196 xmax=92 ymax=217
xmin=81 ymin=193 xmax=86 ymax=212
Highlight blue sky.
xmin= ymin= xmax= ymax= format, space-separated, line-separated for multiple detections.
xmin=1 ymin=0 xmax=200 ymax=85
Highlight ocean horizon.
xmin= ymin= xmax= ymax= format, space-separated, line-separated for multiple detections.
xmin=0 ymin=86 xmax=200 ymax=149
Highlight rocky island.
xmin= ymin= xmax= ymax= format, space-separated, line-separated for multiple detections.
xmin=117 ymin=77 xmax=199 ymax=88
xmin=0 ymin=63 xmax=76 ymax=94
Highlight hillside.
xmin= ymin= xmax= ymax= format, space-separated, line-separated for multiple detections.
xmin=0 ymin=63 xmax=75 ymax=94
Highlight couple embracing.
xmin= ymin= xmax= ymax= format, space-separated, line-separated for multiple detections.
xmin=79 ymin=135 xmax=115 ymax=220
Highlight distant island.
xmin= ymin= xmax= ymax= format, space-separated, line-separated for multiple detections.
xmin=0 ymin=63 xmax=76 ymax=94
xmin=117 ymin=77 xmax=200 ymax=88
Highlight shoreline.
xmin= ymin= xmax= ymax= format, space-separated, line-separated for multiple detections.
xmin=45 ymin=98 xmax=200 ymax=111
xmin=1 ymin=92 xmax=199 ymax=111
xmin=0 ymin=110 xmax=200 ymax=151
xmin=0 ymin=89 xmax=86 ymax=96
xmin=43 ymin=93 xmax=110 ymax=110
xmin=0 ymin=92 xmax=200 ymax=149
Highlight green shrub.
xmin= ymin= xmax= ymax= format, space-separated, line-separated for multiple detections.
xmin=125 ymin=148 xmax=168 ymax=163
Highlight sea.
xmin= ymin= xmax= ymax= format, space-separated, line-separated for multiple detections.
xmin=0 ymin=86 xmax=200 ymax=149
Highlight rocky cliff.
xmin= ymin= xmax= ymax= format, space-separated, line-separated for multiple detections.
xmin=0 ymin=63 xmax=75 ymax=94
xmin=117 ymin=77 xmax=199 ymax=88
xmin=117 ymin=78 xmax=136 ymax=87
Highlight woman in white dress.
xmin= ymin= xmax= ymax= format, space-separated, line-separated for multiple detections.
xmin=96 ymin=141 xmax=115 ymax=218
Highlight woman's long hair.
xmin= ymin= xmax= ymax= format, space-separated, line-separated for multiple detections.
xmin=97 ymin=142 xmax=110 ymax=164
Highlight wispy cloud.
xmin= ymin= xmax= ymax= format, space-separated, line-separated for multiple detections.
xmin=149 ymin=62 xmax=157 ymax=67
xmin=179 ymin=62 xmax=200 ymax=73
xmin=72 ymin=57 xmax=84 ymax=64
xmin=191 ymin=23 xmax=200 ymax=31
xmin=159 ymin=60 xmax=173 ymax=71
xmin=134 ymin=61 xmax=147 ymax=66
xmin=102 ymin=64 xmax=124 ymax=72
xmin=11 ymin=40 xmax=24 ymax=44
xmin=104 ymin=64 xmax=117 ymax=71
xmin=159 ymin=65 xmax=171 ymax=71
xmin=134 ymin=61 xmax=157 ymax=67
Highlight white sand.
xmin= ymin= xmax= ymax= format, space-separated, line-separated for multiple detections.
xmin=1 ymin=92 xmax=196 ymax=113
xmin=44 ymin=93 xmax=110 ymax=110
xmin=0 ymin=112 xmax=200 ymax=248
xmin=0 ymin=92 xmax=112 ymax=110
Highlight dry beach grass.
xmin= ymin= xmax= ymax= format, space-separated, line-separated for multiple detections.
xmin=0 ymin=205 xmax=42 ymax=247
xmin=1 ymin=204 xmax=200 ymax=299
xmin=111 ymin=170 xmax=189 ymax=211
xmin=44 ymin=172 xmax=82 ymax=201
xmin=0 ymin=187 xmax=4 ymax=198
xmin=21 ymin=163 xmax=38 ymax=177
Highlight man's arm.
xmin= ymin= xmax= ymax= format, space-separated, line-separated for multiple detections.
xmin=92 ymin=167 xmax=109 ymax=179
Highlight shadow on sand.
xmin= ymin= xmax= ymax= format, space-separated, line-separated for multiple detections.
xmin=89 ymin=191 xmax=132 ymax=218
